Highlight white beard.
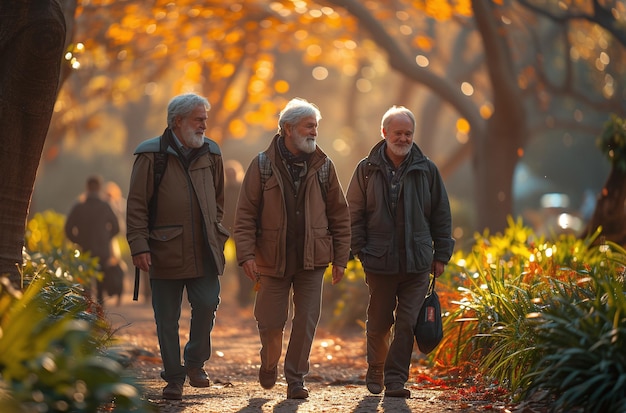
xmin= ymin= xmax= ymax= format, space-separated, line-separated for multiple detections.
xmin=387 ymin=142 xmax=411 ymax=158
xmin=180 ymin=129 xmax=204 ymax=149
xmin=293 ymin=131 xmax=317 ymax=154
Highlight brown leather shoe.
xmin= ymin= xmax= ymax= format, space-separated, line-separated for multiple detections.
xmin=366 ymin=365 xmax=384 ymax=394
xmin=287 ymin=383 xmax=309 ymax=399
xmin=259 ymin=366 xmax=277 ymax=389
xmin=187 ymin=367 xmax=210 ymax=388
xmin=162 ymin=382 xmax=183 ymax=400
xmin=384 ymin=386 xmax=411 ymax=398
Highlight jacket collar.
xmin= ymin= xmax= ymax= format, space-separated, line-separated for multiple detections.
xmin=266 ymin=133 xmax=328 ymax=171
xmin=163 ymin=127 xmax=213 ymax=163
xmin=366 ymin=140 xmax=427 ymax=170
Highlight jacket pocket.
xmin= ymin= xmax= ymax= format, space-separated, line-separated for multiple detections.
xmin=360 ymin=238 xmax=390 ymax=273
xmin=411 ymin=231 xmax=434 ymax=270
xmin=256 ymin=228 xmax=279 ymax=268
xmin=313 ymin=228 xmax=333 ymax=267
xmin=149 ymin=226 xmax=183 ymax=269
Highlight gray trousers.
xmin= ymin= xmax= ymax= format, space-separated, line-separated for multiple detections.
xmin=254 ymin=268 xmax=325 ymax=386
xmin=151 ymin=274 xmax=220 ymax=384
xmin=365 ymin=271 xmax=430 ymax=387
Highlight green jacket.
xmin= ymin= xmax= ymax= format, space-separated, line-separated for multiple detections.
xmin=347 ymin=140 xmax=455 ymax=274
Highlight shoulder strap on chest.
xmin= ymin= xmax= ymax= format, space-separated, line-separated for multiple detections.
xmin=318 ymin=157 xmax=331 ymax=201
xmin=258 ymin=151 xmax=272 ymax=188
xmin=148 ymin=136 xmax=169 ymax=229
xmin=153 ymin=136 xmax=169 ymax=191
xmin=258 ymin=152 xmax=330 ymax=200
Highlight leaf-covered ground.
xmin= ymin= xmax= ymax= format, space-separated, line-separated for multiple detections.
xmin=103 ymin=279 xmax=547 ymax=412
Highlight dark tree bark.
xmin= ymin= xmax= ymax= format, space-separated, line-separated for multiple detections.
xmin=0 ymin=0 xmax=67 ymax=287
xmin=471 ymin=0 xmax=527 ymax=233
xmin=585 ymin=168 xmax=626 ymax=245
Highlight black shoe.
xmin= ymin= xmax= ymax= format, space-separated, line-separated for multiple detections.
xmin=162 ymin=382 xmax=183 ymax=400
xmin=384 ymin=386 xmax=411 ymax=398
xmin=366 ymin=365 xmax=384 ymax=394
xmin=187 ymin=367 xmax=210 ymax=388
xmin=259 ymin=366 xmax=277 ymax=389
xmin=287 ymin=383 xmax=309 ymax=399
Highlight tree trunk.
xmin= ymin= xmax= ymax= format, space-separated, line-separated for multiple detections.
xmin=474 ymin=112 xmax=524 ymax=233
xmin=472 ymin=0 xmax=527 ymax=233
xmin=584 ymin=167 xmax=626 ymax=246
xmin=0 ymin=0 xmax=66 ymax=287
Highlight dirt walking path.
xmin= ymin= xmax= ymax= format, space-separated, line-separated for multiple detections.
xmin=103 ymin=279 xmax=514 ymax=413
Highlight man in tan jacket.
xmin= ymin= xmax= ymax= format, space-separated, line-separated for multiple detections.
xmin=234 ymin=98 xmax=350 ymax=399
xmin=126 ymin=93 xmax=229 ymax=400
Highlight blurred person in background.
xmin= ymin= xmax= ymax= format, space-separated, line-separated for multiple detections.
xmin=346 ymin=105 xmax=455 ymax=398
xmin=65 ymin=174 xmax=120 ymax=307
xmin=103 ymin=181 xmax=128 ymax=306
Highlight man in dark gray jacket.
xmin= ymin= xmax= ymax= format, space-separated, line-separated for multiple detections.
xmin=347 ymin=105 xmax=455 ymax=398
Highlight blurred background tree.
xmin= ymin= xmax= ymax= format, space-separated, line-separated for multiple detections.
xmin=32 ymin=0 xmax=626 ymax=247
xmin=584 ymin=114 xmax=626 ymax=244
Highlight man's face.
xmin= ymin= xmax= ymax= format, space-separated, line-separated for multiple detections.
xmin=383 ymin=114 xmax=414 ymax=159
xmin=286 ymin=115 xmax=318 ymax=155
xmin=174 ymin=105 xmax=207 ymax=149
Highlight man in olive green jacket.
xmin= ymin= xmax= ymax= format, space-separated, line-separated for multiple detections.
xmin=234 ymin=98 xmax=350 ymax=400
xmin=126 ymin=93 xmax=229 ymax=401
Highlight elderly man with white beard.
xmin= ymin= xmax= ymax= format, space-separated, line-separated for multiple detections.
xmin=234 ymin=98 xmax=351 ymax=400
xmin=126 ymin=93 xmax=228 ymax=400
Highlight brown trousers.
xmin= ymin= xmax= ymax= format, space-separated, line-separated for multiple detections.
xmin=365 ymin=271 xmax=430 ymax=387
xmin=254 ymin=268 xmax=325 ymax=385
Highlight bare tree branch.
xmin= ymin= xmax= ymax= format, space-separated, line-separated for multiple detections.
xmin=516 ymin=0 xmax=626 ymax=46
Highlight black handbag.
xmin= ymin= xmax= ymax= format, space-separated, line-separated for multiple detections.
xmin=103 ymin=262 xmax=125 ymax=297
xmin=414 ymin=277 xmax=443 ymax=354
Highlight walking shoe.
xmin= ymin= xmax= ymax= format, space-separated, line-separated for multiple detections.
xmin=384 ymin=384 xmax=411 ymax=398
xmin=259 ymin=366 xmax=278 ymax=389
xmin=366 ymin=365 xmax=384 ymax=394
xmin=287 ymin=383 xmax=309 ymax=399
xmin=187 ymin=367 xmax=210 ymax=387
xmin=162 ymin=382 xmax=183 ymax=400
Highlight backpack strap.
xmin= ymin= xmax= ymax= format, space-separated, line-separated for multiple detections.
xmin=149 ymin=137 xmax=169 ymax=230
xmin=153 ymin=135 xmax=169 ymax=190
xmin=318 ymin=157 xmax=330 ymax=201
xmin=258 ymin=151 xmax=272 ymax=188
xmin=134 ymin=135 xmax=169 ymax=231
xmin=258 ymin=152 xmax=330 ymax=201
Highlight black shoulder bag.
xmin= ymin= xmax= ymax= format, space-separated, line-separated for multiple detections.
xmin=414 ymin=277 xmax=443 ymax=354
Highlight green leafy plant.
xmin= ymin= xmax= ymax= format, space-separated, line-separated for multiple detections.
xmin=0 ymin=211 xmax=155 ymax=412
xmin=435 ymin=216 xmax=626 ymax=408
xmin=0 ymin=270 xmax=153 ymax=412
xmin=524 ymin=266 xmax=626 ymax=412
